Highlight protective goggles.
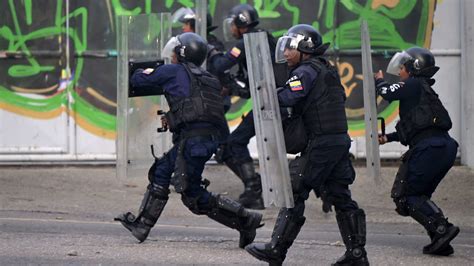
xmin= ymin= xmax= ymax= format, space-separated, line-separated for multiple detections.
xmin=162 ymin=36 xmax=181 ymax=60
xmin=386 ymin=51 xmax=413 ymax=75
xmin=275 ymin=34 xmax=305 ymax=63
xmin=222 ymin=17 xmax=235 ymax=41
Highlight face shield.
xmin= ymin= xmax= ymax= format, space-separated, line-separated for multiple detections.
xmin=222 ymin=17 xmax=235 ymax=41
xmin=162 ymin=36 xmax=180 ymax=61
xmin=274 ymin=34 xmax=303 ymax=63
xmin=172 ymin=7 xmax=195 ymax=24
xmin=386 ymin=51 xmax=413 ymax=75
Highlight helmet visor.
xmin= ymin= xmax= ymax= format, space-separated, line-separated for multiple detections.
xmin=162 ymin=36 xmax=180 ymax=60
xmin=172 ymin=7 xmax=195 ymax=23
xmin=386 ymin=51 xmax=413 ymax=75
xmin=222 ymin=17 xmax=234 ymax=41
xmin=275 ymin=36 xmax=299 ymax=63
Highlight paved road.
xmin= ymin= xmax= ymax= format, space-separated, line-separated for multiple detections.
xmin=0 ymin=165 xmax=473 ymax=265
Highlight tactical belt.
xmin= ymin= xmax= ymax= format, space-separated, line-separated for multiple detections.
xmin=409 ymin=128 xmax=447 ymax=147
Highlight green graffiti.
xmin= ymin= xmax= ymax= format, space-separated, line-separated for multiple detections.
xmin=73 ymin=90 xmax=116 ymax=131
xmin=326 ymin=0 xmax=417 ymax=49
xmin=0 ymin=0 xmax=436 ymax=139
xmin=111 ymin=0 xmax=141 ymax=16
xmin=254 ymin=0 xmax=281 ymax=18
xmin=0 ymin=85 xmax=65 ymax=112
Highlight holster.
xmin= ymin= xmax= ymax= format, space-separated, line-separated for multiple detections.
xmin=171 ymin=128 xmax=220 ymax=193
xmin=288 ymin=153 xmax=310 ymax=195
xmin=391 ymin=149 xmax=414 ymax=199
xmin=164 ymin=112 xmax=178 ymax=133
xmin=172 ymin=138 xmax=188 ymax=193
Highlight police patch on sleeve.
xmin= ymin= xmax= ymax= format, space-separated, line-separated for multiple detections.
xmin=142 ymin=68 xmax=155 ymax=75
xmin=285 ymin=75 xmax=304 ymax=92
xmin=229 ymin=47 xmax=241 ymax=58
xmin=289 ymin=80 xmax=303 ymax=91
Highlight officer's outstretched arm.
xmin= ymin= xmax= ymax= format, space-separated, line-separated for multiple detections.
xmin=129 ymin=69 xmax=164 ymax=97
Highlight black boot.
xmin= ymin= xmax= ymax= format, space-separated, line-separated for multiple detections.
xmin=333 ymin=209 xmax=369 ymax=266
xmin=408 ymin=199 xmax=459 ymax=255
xmin=114 ymin=183 xmax=169 ymax=242
xmin=237 ymin=162 xmax=265 ymax=210
xmin=245 ymin=208 xmax=306 ymax=266
xmin=423 ymin=230 xmax=454 ymax=256
xmin=206 ymin=194 xmax=264 ymax=248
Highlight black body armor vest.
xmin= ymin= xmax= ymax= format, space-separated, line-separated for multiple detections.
xmin=298 ymin=58 xmax=348 ymax=136
xmin=165 ymin=62 xmax=226 ymax=132
xmin=395 ymin=78 xmax=452 ymax=145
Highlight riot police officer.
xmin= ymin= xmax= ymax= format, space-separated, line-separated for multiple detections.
xmin=173 ymin=7 xmax=230 ymax=112
xmin=115 ymin=33 xmax=263 ymax=249
xmin=208 ymin=4 xmax=282 ymax=210
xmin=173 ymin=7 xmax=225 ymax=52
xmin=245 ymin=24 xmax=369 ymax=266
xmin=375 ymin=47 xmax=459 ymax=256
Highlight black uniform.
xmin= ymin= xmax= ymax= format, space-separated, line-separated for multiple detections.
xmin=115 ymin=59 xmax=263 ymax=249
xmin=376 ymin=75 xmax=459 ymax=256
xmin=246 ymin=56 xmax=368 ymax=266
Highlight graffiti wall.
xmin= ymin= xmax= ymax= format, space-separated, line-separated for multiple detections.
xmin=1 ymin=0 xmax=459 ymax=161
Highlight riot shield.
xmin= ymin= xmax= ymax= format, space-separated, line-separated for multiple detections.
xmin=195 ymin=0 xmax=207 ymax=68
xmin=116 ymin=13 xmax=172 ymax=180
xmin=195 ymin=0 xmax=207 ymax=42
xmin=361 ymin=20 xmax=381 ymax=185
xmin=170 ymin=0 xmax=207 ymax=68
xmin=243 ymin=32 xmax=294 ymax=208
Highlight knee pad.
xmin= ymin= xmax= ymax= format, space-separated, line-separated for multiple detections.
xmin=149 ymin=183 xmax=170 ymax=200
xmin=393 ymin=197 xmax=410 ymax=216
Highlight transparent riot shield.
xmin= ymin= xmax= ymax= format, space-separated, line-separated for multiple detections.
xmin=195 ymin=0 xmax=207 ymax=68
xmin=243 ymin=32 xmax=294 ymax=208
xmin=361 ymin=20 xmax=381 ymax=185
xmin=195 ymin=0 xmax=207 ymax=42
xmin=116 ymin=13 xmax=172 ymax=180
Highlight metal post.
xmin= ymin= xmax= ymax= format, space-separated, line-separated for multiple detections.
xmin=461 ymin=0 xmax=474 ymax=167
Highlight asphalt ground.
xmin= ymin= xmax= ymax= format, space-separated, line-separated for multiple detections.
xmin=0 ymin=164 xmax=473 ymax=265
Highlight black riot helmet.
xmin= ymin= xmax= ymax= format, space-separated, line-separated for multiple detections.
xmin=227 ymin=4 xmax=259 ymax=28
xmin=275 ymin=24 xmax=330 ymax=63
xmin=386 ymin=46 xmax=439 ymax=77
xmin=173 ymin=7 xmax=218 ymax=33
xmin=405 ymin=47 xmax=439 ymax=77
xmin=162 ymin=32 xmax=207 ymax=66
